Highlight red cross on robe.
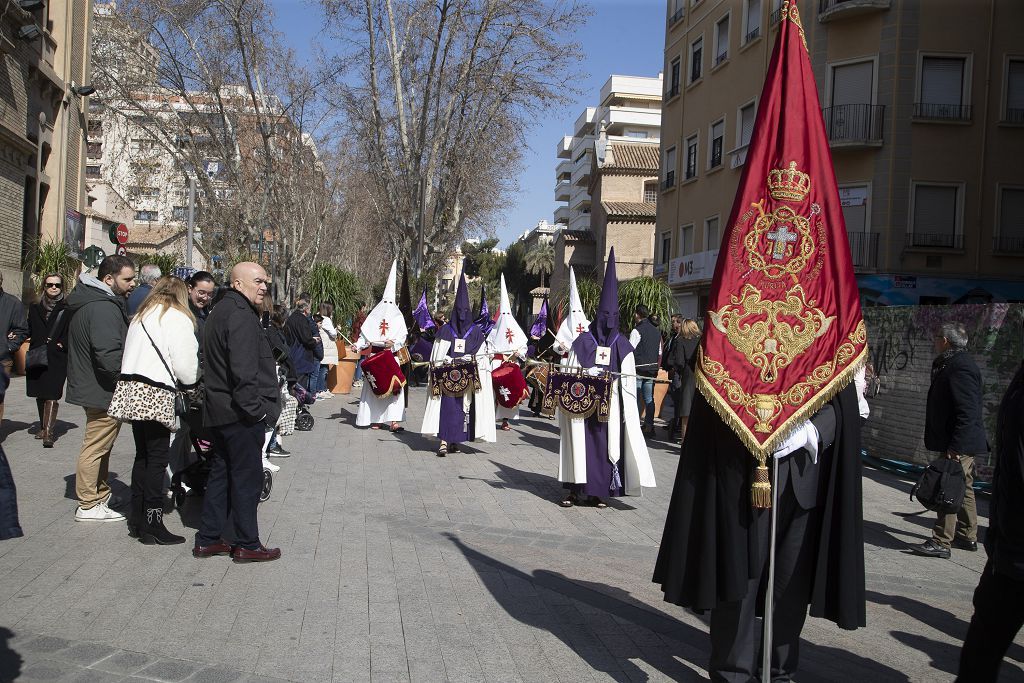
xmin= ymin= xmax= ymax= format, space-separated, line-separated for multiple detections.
xmin=378 ymin=320 xmax=389 ymax=336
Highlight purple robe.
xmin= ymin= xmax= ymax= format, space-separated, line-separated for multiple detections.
xmin=434 ymin=322 xmax=485 ymax=444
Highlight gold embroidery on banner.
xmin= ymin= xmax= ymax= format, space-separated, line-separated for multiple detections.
xmin=780 ymin=1 xmax=808 ymax=52
xmin=700 ymin=320 xmax=866 ymax=434
xmin=708 ymin=283 xmax=835 ymax=384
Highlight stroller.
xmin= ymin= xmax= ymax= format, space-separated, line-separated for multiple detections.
xmin=168 ymin=405 xmax=273 ymax=510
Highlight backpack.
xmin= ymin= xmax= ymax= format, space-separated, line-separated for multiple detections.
xmin=910 ymin=457 xmax=966 ymax=514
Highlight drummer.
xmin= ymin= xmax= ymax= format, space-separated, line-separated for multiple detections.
xmin=420 ymin=275 xmax=496 ymax=456
xmin=486 ymin=275 xmax=529 ymax=431
xmin=354 ymin=260 xmax=408 ymax=432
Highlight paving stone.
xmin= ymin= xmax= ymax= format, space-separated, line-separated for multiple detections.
xmin=90 ymin=651 xmax=156 ymax=675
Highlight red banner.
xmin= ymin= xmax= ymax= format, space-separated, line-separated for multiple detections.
xmin=696 ymin=2 xmax=866 ymax=475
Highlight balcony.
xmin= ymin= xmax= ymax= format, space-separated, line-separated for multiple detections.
xmin=744 ymin=26 xmax=761 ymax=44
xmin=668 ymin=7 xmax=684 ymax=26
xmin=770 ymin=5 xmax=783 ymax=25
xmin=604 ymin=106 xmax=661 ymax=135
xmin=822 ymin=104 xmax=885 ymax=147
xmin=663 ymin=84 xmax=680 ymax=102
xmin=557 ymin=136 xmax=573 ymax=159
xmin=729 ymin=144 xmax=749 ymax=169
xmin=556 ymin=159 xmax=572 ymax=180
xmin=574 ymin=107 xmax=597 ymax=137
xmin=554 ymin=180 xmax=570 ymax=202
xmin=906 ymin=232 xmax=964 ymax=249
xmin=571 ymin=149 xmax=592 ymax=186
xmin=569 ymin=190 xmax=591 ymax=212
xmin=1006 ymin=108 xmax=1024 ymax=124
xmin=914 ymin=102 xmax=972 ymax=122
xmin=553 ymin=205 xmax=570 ymax=225
xmin=993 ymin=235 xmax=1024 ymax=253
xmin=847 ymin=231 xmax=879 ymax=268
xmin=661 ymin=172 xmax=676 ymax=191
xmin=568 ymin=212 xmax=591 ymax=233
xmin=818 ymin=0 xmax=891 ymax=22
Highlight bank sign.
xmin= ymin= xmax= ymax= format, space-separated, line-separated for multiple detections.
xmin=668 ymin=249 xmax=720 ymax=286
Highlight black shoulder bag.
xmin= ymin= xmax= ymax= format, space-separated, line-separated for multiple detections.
xmin=25 ymin=310 xmax=65 ymax=371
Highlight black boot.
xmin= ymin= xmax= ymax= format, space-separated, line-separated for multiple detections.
xmin=139 ymin=508 xmax=185 ymax=545
xmin=127 ymin=496 xmax=144 ymax=538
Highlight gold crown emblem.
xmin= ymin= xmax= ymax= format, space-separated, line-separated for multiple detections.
xmin=767 ymin=161 xmax=811 ymax=202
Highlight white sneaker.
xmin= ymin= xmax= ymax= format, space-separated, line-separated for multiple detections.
xmin=262 ymin=458 xmax=280 ymax=473
xmin=74 ymin=502 xmax=125 ymax=523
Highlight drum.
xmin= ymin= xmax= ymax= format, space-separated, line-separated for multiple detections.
xmin=491 ymin=361 xmax=529 ymax=409
xmin=396 ymin=346 xmax=412 ymax=366
xmin=525 ymin=362 xmax=550 ymax=391
xmin=360 ymin=349 xmax=407 ymax=397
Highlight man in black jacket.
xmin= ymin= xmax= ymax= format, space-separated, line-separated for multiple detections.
xmin=628 ymin=305 xmax=662 ymax=435
xmin=285 ymin=297 xmax=319 ymax=389
xmin=911 ymin=321 xmax=987 ymax=559
xmin=0 ymin=272 xmax=28 ymax=425
xmin=193 ymin=262 xmax=281 ymax=563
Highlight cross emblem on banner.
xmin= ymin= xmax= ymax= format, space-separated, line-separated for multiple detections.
xmin=378 ymin=320 xmax=389 ymax=336
xmin=498 ymin=386 xmax=511 ymax=401
xmin=766 ymin=224 xmax=797 ymax=261
xmin=505 ymin=328 xmax=515 ymax=343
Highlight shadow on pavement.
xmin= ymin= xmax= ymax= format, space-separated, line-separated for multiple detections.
xmin=481 ymin=460 xmax=637 ymax=511
xmin=62 ymin=473 xmax=130 ymax=508
xmin=0 ymin=420 xmax=30 ymax=442
xmin=0 ymin=627 xmax=23 ymax=683
xmin=447 ymin=534 xmax=910 ymax=682
xmin=864 ymin=520 xmax=928 ymax=549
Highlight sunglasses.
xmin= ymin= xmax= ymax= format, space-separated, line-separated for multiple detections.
xmin=44 ymin=282 xmax=63 ymax=290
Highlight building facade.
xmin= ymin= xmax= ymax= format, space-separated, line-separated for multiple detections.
xmin=658 ymin=0 xmax=1024 ymax=316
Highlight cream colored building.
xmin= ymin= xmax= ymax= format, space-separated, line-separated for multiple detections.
xmin=658 ymin=0 xmax=1024 ymax=316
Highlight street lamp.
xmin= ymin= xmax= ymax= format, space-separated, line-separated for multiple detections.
xmin=70 ymin=84 xmax=96 ymax=97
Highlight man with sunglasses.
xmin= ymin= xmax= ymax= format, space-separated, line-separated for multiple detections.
xmin=0 ymin=271 xmax=28 ymax=425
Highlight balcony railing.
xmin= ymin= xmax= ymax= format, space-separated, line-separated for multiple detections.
xmin=1005 ymin=108 xmax=1024 ymax=124
xmin=822 ymin=104 xmax=885 ymax=146
xmin=847 ymin=231 xmax=879 ymax=268
xmin=818 ymin=0 xmax=891 ymax=21
xmin=770 ymin=5 xmax=783 ymax=25
xmin=744 ymin=26 xmax=761 ymax=44
xmin=993 ymin=235 xmax=1024 ymax=253
xmin=715 ymin=52 xmax=728 ymax=67
xmin=663 ymin=84 xmax=680 ymax=102
xmin=907 ymin=232 xmax=964 ymax=249
xmin=668 ymin=7 xmax=684 ymax=25
xmin=661 ymin=172 xmax=676 ymax=191
xmin=914 ymin=102 xmax=972 ymax=122
xmin=710 ymin=140 xmax=723 ymax=168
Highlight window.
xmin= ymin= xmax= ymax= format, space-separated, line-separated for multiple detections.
xmin=714 ymin=16 xmax=729 ymax=66
xmin=85 ymin=165 xmax=101 ymax=178
xmin=87 ymin=120 xmax=103 ymax=136
xmin=998 ymin=188 xmax=1024 ymax=250
xmin=1007 ymin=59 xmax=1024 ymax=123
xmin=625 ymin=130 xmax=650 ymax=139
xmin=660 ymin=231 xmax=673 ymax=264
xmin=680 ymin=224 xmax=695 ymax=257
xmin=172 ymin=206 xmax=189 ymax=221
xmin=135 ymin=187 xmax=160 ymax=198
xmin=840 ymin=185 xmax=869 ymax=234
xmin=705 ymin=216 xmax=720 ymax=251
xmin=770 ymin=0 xmax=783 ymax=25
xmin=669 ymin=0 xmax=684 ymax=25
xmin=668 ymin=57 xmax=681 ymax=99
xmin=743 ymin=0 xmax=761 ymax=44
xmin=690 ymin=36 xmax=703 ymax=84
xmin=737 ymin=102 xmax=756 ymax=147
xmin=663 ymin=146 xmax=676 ymax=189
xmin=135 ymin=210 xmax=158 ymax=222
xmin=917 ymin=56 xmax=970 ymax=120
xmin=911 ymin=183 xmax=961 ymax=248
xmin=685 ymin=135 xmax=698 ymax=179
xmin=644 ymin=181 xmax=658 ymax=203
xmin=86 ymin=142 xmax=102 ymax=159
xmin=710 ymin=119 xmax=725 ymax=168
xmin=831 ymin=60 xmax=874 ymax=107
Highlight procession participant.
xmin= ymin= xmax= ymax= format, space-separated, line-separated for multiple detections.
xmin=475 ymin=283 xmax=494 ymax=336
xmin=553 ymin=267 xmax=590 ymax=355
xmin=555 ymin=250 xmax=655 ymax=508
xmin=652 ymin=6 xmax=866 ymax=680
xmin=486 ymin=274 xmax=529 ymax=432
xmin=420 ymin=274 xmax=496 ymax=456
xmin=355 ymin=261 xmax=408 ymax=432
xmin=398 ymin=262 xmax=415 ymax=403
xmin=526 ymin=295 xmax=558 ymax=417
xmin=410 ymin=289 xmax=436 ymax=386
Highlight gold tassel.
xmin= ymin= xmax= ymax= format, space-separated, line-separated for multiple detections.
xmin=751 ymin=457 xmax=772 ymax=509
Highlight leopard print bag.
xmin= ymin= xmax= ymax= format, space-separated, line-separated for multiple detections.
xmin=107 ymin=380 xmax=177 ymax=431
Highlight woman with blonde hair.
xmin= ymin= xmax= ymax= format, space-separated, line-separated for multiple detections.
xmin=662 ymin=316 xmax=702 ymax=441
xmin=114 ymin=276 xmax=199 ymax=544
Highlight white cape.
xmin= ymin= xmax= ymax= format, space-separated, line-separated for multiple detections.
xmin=556 ymin=349 xmax=656 ymax=495
xmin=420 ymin=339 xmax=497 ymax=443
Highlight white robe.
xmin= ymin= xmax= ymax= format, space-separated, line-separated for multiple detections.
xmin=355 ymin=342 xmax=406 ymax=426
xmin=556 ymin=349 xmax=656 ymax=495
xmin=420 ymin=339 xmax=497 ymax=443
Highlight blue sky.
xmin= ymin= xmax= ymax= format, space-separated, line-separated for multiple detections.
xmin=268 ymin=0 xmax=667 ymax=248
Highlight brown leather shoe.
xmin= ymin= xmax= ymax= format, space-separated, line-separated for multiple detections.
xmin=231 ymin=545 xmax=281 ymax=563
xmin=192 ymin=541 xmax=233 ymax=558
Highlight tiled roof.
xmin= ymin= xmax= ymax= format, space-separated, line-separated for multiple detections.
xmin=601 ymin=201 xmax=658 ymax=219
xmin=127 ymin=226 xmax=181 ymax=247
xmin=560 ymin=229 xmax=594 ymax=242
xmin=604 ymin=142 xmax=660 ymax=173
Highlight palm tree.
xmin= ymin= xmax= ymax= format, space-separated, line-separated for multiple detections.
xmin=525 ymin=240 xmax=555 ymax=289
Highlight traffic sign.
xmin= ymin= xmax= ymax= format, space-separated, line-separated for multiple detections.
xmin=115 ymin=245 xmax=127 ymax=256
xmin=115 ymin=224 xmax=129 ymax=245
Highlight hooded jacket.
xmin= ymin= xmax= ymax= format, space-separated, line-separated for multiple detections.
xmin=65 ymin=275 xmax=130 ymax=410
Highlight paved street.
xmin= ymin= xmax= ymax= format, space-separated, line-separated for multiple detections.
xmin=0 ymin=378 xmax=1021 ymax=683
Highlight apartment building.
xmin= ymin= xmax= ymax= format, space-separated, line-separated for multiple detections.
xmin=658 ymin=0 xmax=1024 ymax=315
xmin=0 ymin=0 xmax=92 ymax=296
xmin=550 ymin=74 xmax=662 ymax=297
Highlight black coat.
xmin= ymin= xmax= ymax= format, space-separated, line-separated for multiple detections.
xmin=988 ymin=363 xmax=1024 ymax=581
xmin=653 ymin=384 xmax=866 ymax=630
xmin=202 ymin=290 xmax=280 ymax=428
xmin=0 ymin=291 xmax=28 ymax=363
xmin=25 ymin=301 xmax=69 ymax=399
xmin=924 ymin=350 xmax=989 ymax=454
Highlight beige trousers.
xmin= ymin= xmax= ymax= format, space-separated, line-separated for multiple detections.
xmin=75 ymin=408 xmax=122 ymax=509
xmin=932 ymin=454 xmax=978 ymax=547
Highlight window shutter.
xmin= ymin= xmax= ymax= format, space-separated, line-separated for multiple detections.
xmin=740 ymin=104 xmax=755 ymax=145
xmin=921 ymin=57 xmax=964 ymax=106
xmin=745 ymin=0 xmax=760 ymax=36
xmin=716 ymin=18 xmax=729 ymax=59
xmin=831 ymin=61 xmax=873 ymax=106
xmin=1001 ymin=189 xmax=1024 ymax=239
xmin=841 ymin=203 xmax=866 ymax=233
xmin=913 ymin=185 xmax=957 ymax=237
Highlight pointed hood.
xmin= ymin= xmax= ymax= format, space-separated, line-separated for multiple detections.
xmin=529 ymin=296 xmax=549 ymax=338
xmin=592 ymin=248 xmax=620 ymax=345
xmin=360 ymin=260 xmax=408 ymax=346
xmin=475 ymin=283 xmax=494 ymax=334
xmin=399 ymin=261 xmax=413 ymax=329
xmin=555 ymin=267 xmax=590 ymax=351
xmin=449 ymin=274 xmax=474 ymax=337
xmin=413 ymin=288 xmax=436 ymax=332
xmin=487 ymin=274 xmax=528 ymax=353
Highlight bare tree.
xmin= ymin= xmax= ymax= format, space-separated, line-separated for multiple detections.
xmin=320 ymin=0 xmax=586 ymax=277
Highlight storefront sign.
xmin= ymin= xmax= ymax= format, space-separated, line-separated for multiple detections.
xmin=668 ymin=249 xmax=719 ymax=286
xmin=839 ymin=186 xmax=868 ymax=207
